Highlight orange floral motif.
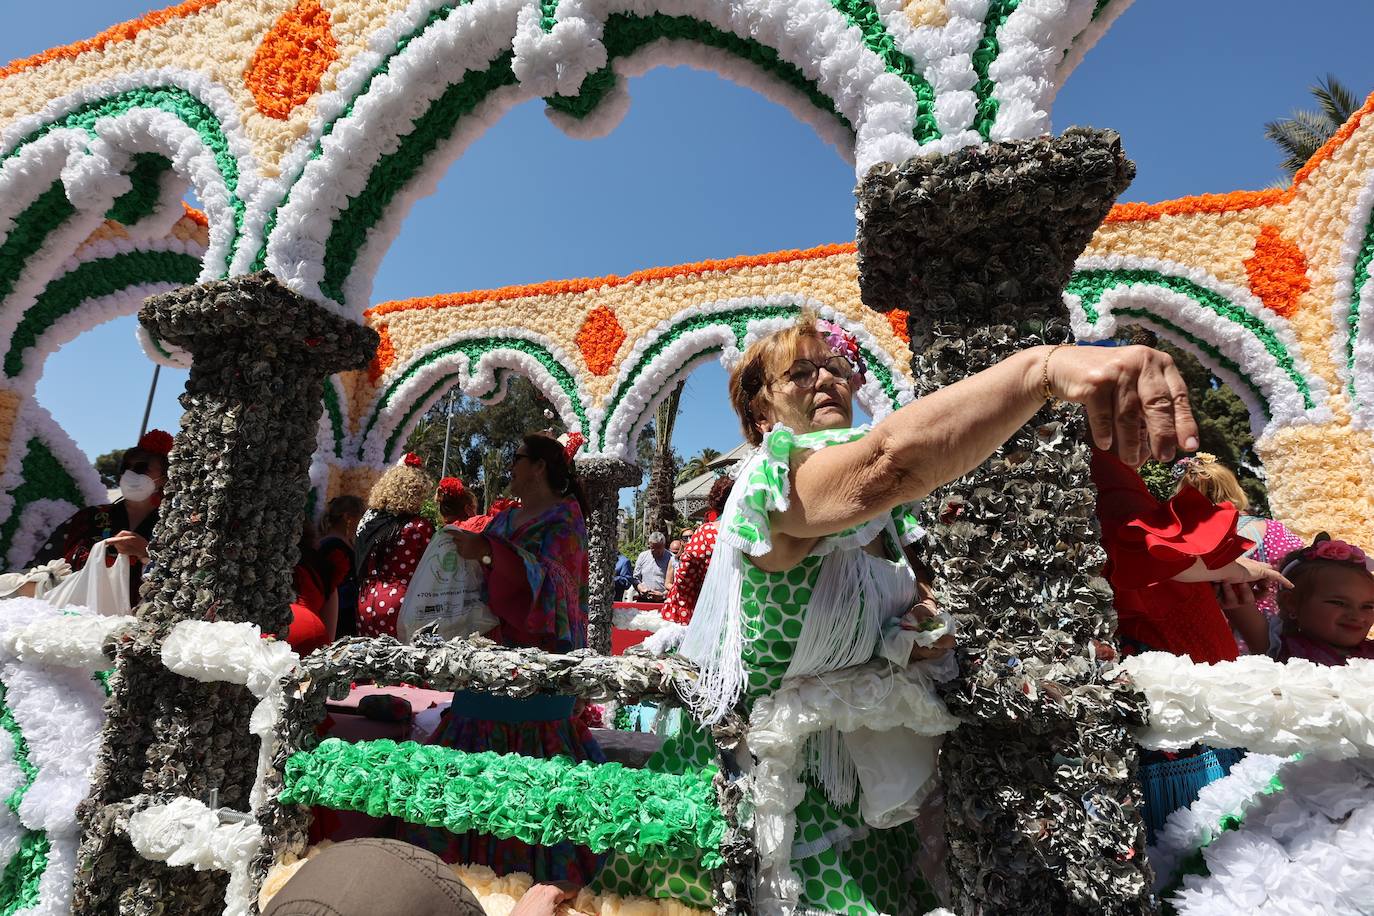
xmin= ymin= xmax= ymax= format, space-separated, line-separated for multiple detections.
xmin=244 ymin=0 xmax=339 ymax=120
xmin=181 ymin=202 xmax=208 ymax=227
xmin=0 ymin=0 xmax=225 ymax=80
xmin=368 ymin=324 xmax=395 ymax=383
xmin=885 ymin=308 xmax=910 ymax=345
xmin=366 ymin=243 xmax=858 ymax=318
xmin=1244 ymin=224 xmax=1310 ymax=318
xmin=576 ymin=306 xmax=626 ymax=376
xmin=1105 ymin=190 xmax=1287 ymax=224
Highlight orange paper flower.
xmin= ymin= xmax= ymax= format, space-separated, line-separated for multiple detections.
xmin=1244 ymin=224 xmax=1310 ymax=318
xmin=244 ymin=0 xmax=340 ymax=120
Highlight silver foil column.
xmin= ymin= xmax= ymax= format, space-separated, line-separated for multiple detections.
xmin=72 ymin=273 xmax=376 ymax=915
xmin=856 ymin=130 xmax=1156 ymax=914
xmin=577 ymin=457 xmax=642 ymax=655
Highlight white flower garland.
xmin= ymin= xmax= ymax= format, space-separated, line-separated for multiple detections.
xmin=986 ymin=0 xmax=1098 ymax=142
xmin=1327 ymin=143 xmax=1374 ymax=424
xmin=611 ymin=607 xmax=672 ymax=634
xmin=2 ymin=613 xmax=133 ymax=672
xmin=127 ymin=797 xmax=262 ymax=916
xmin=1147 ymin=752 xmax=1293 ymax=891
xmin=356 ymin=326 xmax=591 ymax=466
xmin=0 ymin=400 xmax=107 ymax=564
xmin=1068 ymin=255 xmax=1332 ymax=437
xmin=0 ymin=598 xmax=114 ymax=915
xmin=1167 ymin=755 xmax=1374 ymax=914
xmin=745 ymin=659 xmax=960 ymax=913
xmin=1122 ymin=652 xmax=1374 ymax=759
xmin=7 ymin=501 xmax=79 ymax=574
xmin=1054 ymin=0 xmax=1136 ymax=88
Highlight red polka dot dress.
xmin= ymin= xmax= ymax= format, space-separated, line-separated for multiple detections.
xmin=358 ymin=516 xmax=435 ymax=638
xmin=661 ymin=521 xmax=718 ymax=625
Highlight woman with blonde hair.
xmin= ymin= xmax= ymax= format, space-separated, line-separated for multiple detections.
xmin=355 ymin=454 xmax=436 ymax=638
xmin=597 ymin=310 xmax=1201 ymax=913
xmin=1173 ymin=453 xmax=1303 ymax=571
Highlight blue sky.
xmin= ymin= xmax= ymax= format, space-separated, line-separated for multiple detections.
xmin=6 ymin=1 xmax=1374 ymax=472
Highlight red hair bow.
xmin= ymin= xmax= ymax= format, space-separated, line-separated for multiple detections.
xmin=402 ymin=453 xmax=423 ymax=468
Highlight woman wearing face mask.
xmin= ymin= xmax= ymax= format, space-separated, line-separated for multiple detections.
xmin=29 ymin=429 xmax=173 ymax=607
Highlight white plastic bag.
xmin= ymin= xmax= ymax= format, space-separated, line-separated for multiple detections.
xmin=847 ymin=726 xmax=942 ymax=829
xmin=44 ymin=539 xmax=131 ymax=616
xmin=397 ymin=528 xmax=499 ymax=643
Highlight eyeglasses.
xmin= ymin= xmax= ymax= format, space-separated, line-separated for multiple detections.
xmin=775 ymin=356 xmax=856 ymax=390
xmin=510 ymin=452 xmax=531 ymax=468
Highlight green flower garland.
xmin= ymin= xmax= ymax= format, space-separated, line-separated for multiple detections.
xmin=280 ymin=739 xmax=725 ymax=865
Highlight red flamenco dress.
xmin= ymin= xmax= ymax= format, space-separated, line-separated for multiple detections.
xmin=1091 ymin=449 xmax=1253 ymax=838
xmin=357 ymin=515 xmax=435 ymax=638
xmin=401 ymin=498 xmax=605 ymax=883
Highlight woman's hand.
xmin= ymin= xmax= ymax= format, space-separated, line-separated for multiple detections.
xmin=904 ymin=589 xmax=955 ymax=662
xmin=1220 ymin=556 xmax=1293 ymax=590
xmin=447 ymin=528 xmax=489 ymax=561
xmin=1043 ymin=344 xmax=1199 ymax=466
xmin=107 ymin=531 xmax=150 ymax=562
xmin=510 ymin=882 xmax=579 ymax=916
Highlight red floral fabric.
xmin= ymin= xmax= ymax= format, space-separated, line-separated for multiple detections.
xmin=661 ymin=521 xmax=718 ymax=625
xmin=358 ymin=516 xmax=436 ymax=638
xmin=1091 ymin=450 xmax=1252 ymax=664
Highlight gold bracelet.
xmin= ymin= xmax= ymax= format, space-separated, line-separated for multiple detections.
xmin=1041 ymin=343 xmax=1069 ymax=402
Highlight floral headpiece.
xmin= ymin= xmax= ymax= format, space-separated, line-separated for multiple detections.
xmin=137 ymin=429 xmax=174 ymax=456
xmin=401 ymin=452 xmax=422 ymax=468
xmin=1280 ymin=533 xmax=1374 ymax=577
xmin=558 ymin=431 xmax=585 ymax=462
xmin=437 ymin=477 xmax=466 ymax=498
xmin=816 ymin=318 xmax=866 ymax=385
xmin=1171 ymin=451 xmax=1218 ymax=479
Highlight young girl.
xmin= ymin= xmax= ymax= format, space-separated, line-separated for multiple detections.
xmin=1271 ymin=536 xmax=1374 ymax=664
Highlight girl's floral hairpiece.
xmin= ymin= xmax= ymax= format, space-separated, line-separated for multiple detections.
xmin=816 ymin=318 xmax=866 ymax=385
xmin=559 ymin=431 xmax=585 ymax=462
xmin=1171 ymin=451 xmax=1218 ymax=479
xmin=402 ymin=452 xmax=423 ymax=468
xmin=1279 ymin=533 xmax=1374 ymax=577
xmin=437 ymin=477 xmax=466 ymax=498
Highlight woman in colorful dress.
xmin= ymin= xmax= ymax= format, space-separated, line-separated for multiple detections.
xmin=598 ymin=314 xmax=1201 ymax=913
xmin=406 ymin=433 xmax=604 ymax=882
xmin=30 ymin=429 xmax=173 ymax=607
xmin=356 ymin=455 xmax=436 ymax=638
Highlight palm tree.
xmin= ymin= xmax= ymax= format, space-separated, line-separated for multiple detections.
xmin=677 ymin=447 xmax=722 ymax=484
xmin=1265 ymin=75 xmax=1362 ymax=177
xmin=643 ymin=381 xmax=685 ymax=537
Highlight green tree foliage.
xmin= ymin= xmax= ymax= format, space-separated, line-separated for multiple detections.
xmin=94 ymin=449 xmax=126 ymax=488
xmin=677 ymin=447 xmax=722 ymax=484
xmin=404 ymin=377 xmax=563 ymax=510
xmin=1265 ymin=75 xmax=1362 ymax=177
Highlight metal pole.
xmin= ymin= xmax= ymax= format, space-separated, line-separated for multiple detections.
xmin=138 ymin=364 xmax=160 ymax=440
xmin=439 ymin=388 xmax=456 ymax=477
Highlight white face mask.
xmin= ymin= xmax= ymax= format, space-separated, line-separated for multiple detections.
xmin=118 ymin=471 xmax=158 ymax=503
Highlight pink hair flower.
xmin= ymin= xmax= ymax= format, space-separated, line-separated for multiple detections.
xmin=816 ymin=318 xmax=867 ymax=385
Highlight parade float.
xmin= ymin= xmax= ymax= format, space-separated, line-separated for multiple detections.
xmin=0 ymin=0 xmax=1370 ymax=913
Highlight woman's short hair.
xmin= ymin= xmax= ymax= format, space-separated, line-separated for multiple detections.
xmin=706 ymin=474 xmax=734 ymax=515
xmin=1175 ymin=456 xmax=1249 ymax=512
xmin=521 ymin=433 xmax=589 ymax=516
xmin=367 ymin=464 xmax=435 ymax=515
xmin=728 ymin=309 xmax=822 ymax=445
xmin=323 ymin=495 xmax=365 ymax=530
xmin=120 ymin=446 xmax=167 ymax=478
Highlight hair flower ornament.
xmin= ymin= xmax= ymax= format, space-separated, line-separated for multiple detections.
xmin=1280 ymin=533 xmax=1374 ymax=575
xmin=402 ymin=452 xmax=422 ymax=468
xmin=137 ymin=429 xmax=175 ymax=455
xmin=816 ymin=318 xmax=866 ymax=385
xmin=1171 ymin=451 xmax=1218 ymax=479
xmin=558 ymin=431 xmax=585 ymax=461
xmin=437 ymin=477 xmax=466 ymax=498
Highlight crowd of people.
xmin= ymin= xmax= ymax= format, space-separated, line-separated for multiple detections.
xmin=16 ymin=312 xmax=1374 ymax=913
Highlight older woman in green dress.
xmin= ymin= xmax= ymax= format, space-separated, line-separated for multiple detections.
xmin=596 ymin=314 xmax=1196 ymax=914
